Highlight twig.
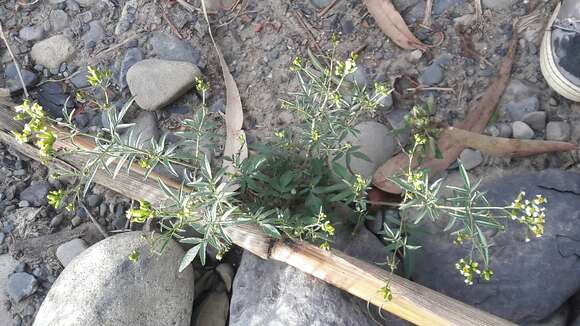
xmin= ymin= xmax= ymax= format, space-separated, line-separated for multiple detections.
xmin=0 ymin=22 xmax=29 ymax=99
xmin=80 ymin=202 xmax=109 ymax=238
xmin=36 ymin=70 xmax=81 ymax=86
xmin=352 ymin=43 xmax=368 ymax=56
xmin=406 ymin=86 xmax=455 ymax=93
xmin=159 ymin=3 xmax=184 ymax=39
xmin=474 ymin=0 xmax=483 ymax=25
xmin=176 ymin=0 xmax=200 ymax=13
xmin=94 ymin=32 xmax=142 ymax=58
xmin=291 ymin=9 xmax=323 ymax=53
xmin=318 ymin=0 xmax=339 ymax=18
xmin=421 ymin=0 xmax=433 ymax=28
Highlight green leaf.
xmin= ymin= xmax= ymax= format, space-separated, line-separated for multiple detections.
xmin=332 ymin=162 xmax=351 ymax=180
xmin=305 ymin=192 xmax=323 ymax=214
xmin=458 ymin=160 xmax=471 ymax=189
xmin=261 ymin=224 xmax=282 ymax=238
xmin=329 ymin=190 xmax=353 ymax=203
xmin=199 ymin=242 xmax=207 ymax=266
xmin=179 ymin=244 xmax=201 ymax=272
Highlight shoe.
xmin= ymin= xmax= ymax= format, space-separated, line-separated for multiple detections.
xmin=540 ymin=0 xmax=580 ymax=102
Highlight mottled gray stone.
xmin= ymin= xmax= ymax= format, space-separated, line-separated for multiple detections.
xmin=126 ymin=59 xmax=202 ymax=111
xmin=31 ymin=35 xmax=75 ymax=69
xmin=33 ymin=232 xmax=194 ymax=326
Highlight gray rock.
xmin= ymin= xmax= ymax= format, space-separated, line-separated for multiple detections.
xmin=337 ymin=121 xmax=396 ymax=180
xmin=0 ymin=255 xmax=19 ymax=321
xmin=522 ymin=111 xmax=546 ymax=131
xmin=75 ymin=0 xmax=98 ymax=6
xmin=5 ymin=63 xmax=38 ymax=94
xmin=86 ymin=194 xmax=102 ymax=207
xmin=195 ymin=270 xmax=219 ymax=300
xmin=230 ymin=225 xmax=407 ymax=326
xmin=459 ymin=149 xmax=483 ymax=170
xmin=433 ymin=0 xmax=465 ymax=14
xmin=194 ymin=290 xmax=229 ymax=326
xmin=346 ymin=66 xmax=370 ymax=88
xmin=112 ymin=216 xmax=127 ymax=230
xmin=48 ymin=0 xmax=66 ymax=4
xmin=7 ymin=272 xmax=38 ymax=302
xmin=365 ymin=211 xmax=384 ymax=234
xmin=117 ymin=47 xmax=143 ymax=89
xmin=411 ymin=170 xmax=580 ymax=323
xmin=0 ymin=233 xmax=5 ymax=245
xmin=497 ymin=123 xmax=513 ymax=138
xmin=49 ymin=10 xmax=69 ymax=32
xmin=33 ymin=232 xmax=194 ymax=326
xmin=148 ymin=33 xmax=201 ymax=65
xmin=37 ymin=83 xmax=74 ymax=118
xmin=71 ymin=216 xmax=81 ymax=227
xmin=20 ymin=182 xmax=49 ymax=207
xmin=18 ymin=200 xmax=30 ymax=208
xmin=31 ymin=35 xmax=75 ymax=69
xmin=19 ymin=25 xmax=44 ymax=42
xmin=49 ymin=214 xmax=64 ymax=228
xmin=546 ymin=122 xmax=571 ymax=141
xmin=505 ymin=96 xmax=540 ymax=121
xmin=310 ymin=0 xmax=332 ymax=8
xmin=115 ymin=0 xmax=138 ymax=35
xmin=121 ymin=111 xmax=160 ymax=148
xmin=66 ymin=0 xmax=80 ymax=11
xmin=126 ymin=59 xmax=201 ymax=111
xmin=56 ymin=239 xmax=88 ymax=267
xmin=82 ymin=21 xmax=105 ymax=46
xmin=512 ymin=121 xmax=534 ymax=139
xmin=215 ymin=263 xmax=234 ymax=293
xmin=482 ymin=0 xmax=514 ymax=9
xmin=419 ymin=63 xmax=444 ymax=86
xmin=528 ymin=303 xmax=568 ymax=326
xmin=70 ymin=67 xmax=90 ymax=88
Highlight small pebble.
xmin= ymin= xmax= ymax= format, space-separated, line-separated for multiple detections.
xmin=546 ymin=121 xmax=571 ymax=141
xmin=18 ymin=200 xmax=30 ymax=208
xmin=521 ymin=111 xmax=546 ymax=131
xmin=512 ymin=121 xmax=534 ymax=139
xmin=50 ymin=214 xmax=64 ymax=228
xmin=459 ymin=149 xmax=484 ymax=170
xmin=71 ymin=216 xmax=82 ymax=227
xmin=0 ymin=232 xmax=5 ymax=244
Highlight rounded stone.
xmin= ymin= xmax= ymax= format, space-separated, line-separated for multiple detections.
xmin=512 ymin=121 xmax=534 ymax=139
xmin=33 ymin=232 xmax=194 ymax=326
xmin=337 ymin=121 xmax=396 ymax=180
xmin=30 ymin=35 xmax=75 ymax=69
xmin=126 ymin=59 xmax=202 ymax=111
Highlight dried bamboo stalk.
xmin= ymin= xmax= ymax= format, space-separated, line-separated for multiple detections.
xmin=0 ymin=104 xmax=514 ymax=326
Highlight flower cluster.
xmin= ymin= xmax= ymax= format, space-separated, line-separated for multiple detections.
xmin=13 ymin=100 xmax=56 ymax=160
xmin=510 ymin=192 xmax=547 ymax=241
xmin=455 ymin=258 xmax=494 ymax=285
xmin=47 ymin=189 xmax=75 ymax=211
xmin=87 ymin=66 xmax=111 ymax=87
xmin=335 ymin=55 xmax=357 ymax=77
xmin=126 ymin=200 xmax=156 ymax=223
xmin=403 ymin=169 xmax=425 ymax=200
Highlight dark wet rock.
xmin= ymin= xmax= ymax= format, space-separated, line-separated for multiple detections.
xmin=412 ymin=170 xmax=580 ymax=323
xmin=5 ymin=63 xmax=38 ymax=94
xmin=36 ymin=83 xmax=75 ymax=118
xmin=19 ymin=182 xmax=49 ymax=207
xmin=7 ymin=272 xmax=38 ymax=302
xmin=148 ymin=33 xmax=201 ymax=65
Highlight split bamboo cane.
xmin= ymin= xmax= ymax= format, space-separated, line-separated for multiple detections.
xmin=0 ymin=104 xmax=514 ymax=326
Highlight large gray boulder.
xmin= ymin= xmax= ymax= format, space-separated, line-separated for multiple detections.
xmin=126 ymin=59 xmax=202 ymax=111
xmin=230 ymin=224 xmax=408 ymax=326
xmin=33 ymin=232 xmax=194 ymax=326
xmin=411 ymin=169 xmax=580 ymax=324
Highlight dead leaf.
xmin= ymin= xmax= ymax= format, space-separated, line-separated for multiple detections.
xmin=446 ymin=127 xmax=577 ymax=157
xmin=373 ymin=29 xmax=519 ymax=193
xmin=363 ymin=0 xmax=427 ymax=50
xmin=200 ymin=0 xmax=248 ymax=175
